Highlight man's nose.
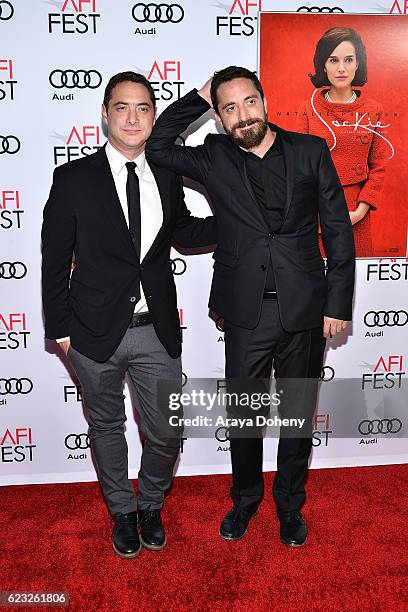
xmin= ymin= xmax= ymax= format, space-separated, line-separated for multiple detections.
xmin=237 ymin=104 xmax=250 ymax=123
xmin=127 ymin=109 xmax=138 ymax=124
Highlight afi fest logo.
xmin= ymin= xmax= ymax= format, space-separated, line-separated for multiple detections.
xmin=361 ymin=355 xmax=405 ymax=390
xmin=0 ymin=427 xmax=36 ymax=463
xmin=0 ymin=189 xmax=23 ymax=231
xmin=216 ymin=0 xmax=263 ymax=37
xmin=147 ymin=60 xmax=184 ymax=101
xmin=389 ymin=0 xmax=408 ymax=13
xmin=0 ymin=59 xmax=17 ymax=101
xmin=366 ymin=259 xmax=408 ymax=282
xmin=0 ymin=313 xmax=30 ymax=350
xmin=132 ymin=2 xmax=185 ymax=35
xmin=179 ymin=308 xmax=187 ymax=342
xmin=48 ymin=0 xmax=101 ymax=34
xmin=53 ymin=125 xmax=102 ymax=165
xmin=312 ymin=413 xmax=332 ymax=447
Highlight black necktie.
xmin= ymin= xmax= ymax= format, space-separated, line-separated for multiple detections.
xmin=125 ymin=161 xmax=141 ymax=254
xmin=126 ymin=161 xmax=141 ymax=302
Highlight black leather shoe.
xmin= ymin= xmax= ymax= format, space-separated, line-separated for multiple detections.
xmin=278 ymin=510 xmax=307 ymax=547
xmin=138 ymin=508 xmax=166 ymax=551
xmin=219 ymin=504 xmax=259 ymax=540
xmin=112 ymin=511 xmax=141 ymax=559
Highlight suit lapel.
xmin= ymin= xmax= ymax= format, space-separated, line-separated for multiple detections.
xmin=89 ymin=146 xmax=136 ymax=254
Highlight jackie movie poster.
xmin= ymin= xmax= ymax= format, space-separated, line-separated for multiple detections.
xmin=259 ymin=13 xmax=408 ymax=259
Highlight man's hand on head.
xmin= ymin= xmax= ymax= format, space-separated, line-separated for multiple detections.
xmin=197 ymin=78 xmax=213 ymax=105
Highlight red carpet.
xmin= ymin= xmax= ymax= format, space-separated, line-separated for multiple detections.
xmin=1 ymin=465 xmax=408 ymax=612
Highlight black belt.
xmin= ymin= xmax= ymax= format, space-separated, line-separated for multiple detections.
xmin=129 ymin=312 xmax=152 ymax=328
xmin=263 ymin=290 xmax=277 ymax=300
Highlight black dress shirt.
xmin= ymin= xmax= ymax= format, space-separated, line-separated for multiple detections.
xmin=243 ymin=131 xmax=286 ymax=291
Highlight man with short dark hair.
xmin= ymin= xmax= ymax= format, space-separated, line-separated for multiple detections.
xmin=146 ymin=65 xmax=355 ymax=547
xmin=42 ymin=71 xmax=216 ymax=558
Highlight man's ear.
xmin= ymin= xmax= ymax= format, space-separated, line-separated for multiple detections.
xmin=102 ymin=103 xmax=108 ymax=125
xmin=264 ymin=98 xmax=268 ymax=114
xmin=214 ymin=111 xmax=222 ymax=126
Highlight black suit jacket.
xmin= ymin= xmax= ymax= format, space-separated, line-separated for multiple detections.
xmin=41 ymin=145 xmax=216 ymax=361
xmin=146 ymin=89 xmax=355 ymax=332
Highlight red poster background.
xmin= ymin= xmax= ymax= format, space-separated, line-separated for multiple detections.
xmin=259 ymin=13 xmax=408 ymax=258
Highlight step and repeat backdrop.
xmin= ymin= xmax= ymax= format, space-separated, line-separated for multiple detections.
xmin=1 ymin=0 xmax=407 ymax=485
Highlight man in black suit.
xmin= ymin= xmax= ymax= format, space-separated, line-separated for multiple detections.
xmin=146 ymin=66 xmax=355 ymax=546
xmin=41 ymin=72 xmax=216 ymax=558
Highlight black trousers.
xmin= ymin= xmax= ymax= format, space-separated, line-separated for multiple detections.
xmin=224 ymin=299 xmax=325 ymax=512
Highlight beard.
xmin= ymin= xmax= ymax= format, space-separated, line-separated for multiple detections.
xmin=225 ymin=117 xmax=268 ymax=150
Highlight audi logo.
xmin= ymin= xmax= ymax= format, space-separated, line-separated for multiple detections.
xmin=0 ymin=1 xmax=14 ymax=20
xmin=175 ymin=135 xmax=185 ymax=146
xmin=215 ymin=426 xmax=230 ymax=442
xmin=296 ymin=6 xmax=344 ymax=12
xmin=364 ymin=310 xmax=408 ymax=328
xmin=320 ymin=366 xmax=335 ymax=382
xmin=65 ymin=433 xmax=90 ymax=450
xmin=0 ymin=262 xmax=27 ymax=279
xmin=49 ymin=69 xmax=102 ymax=90
xmin=358 ymin=419 xmax=402 ymax=435
xmin=171 ymin=258 xmax=187 ymax=275
xmin=0 ymin=135 xmax=20 ymax=155
xmin=132 ymin=3 xmax=184 ymax=23
xmin=0 ymin=378 xmax=33 ymax=395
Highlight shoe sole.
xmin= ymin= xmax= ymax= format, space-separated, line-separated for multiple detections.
xmin=280 ymin=538 xmax=307 ymax=547
xmin=112 ymin=539 xmax=142 ymax=559
xmin=218 ymin=509 xmax=259 ymax=541
xmin=140 ymin=535 xmax=167 ymax=551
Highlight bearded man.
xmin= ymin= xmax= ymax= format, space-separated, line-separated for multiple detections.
xmin=146 ymin=66 xmax=355 ymax=547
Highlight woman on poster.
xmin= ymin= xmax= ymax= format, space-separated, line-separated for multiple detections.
xmin=295 ymin=27 xmax=392 ymax=257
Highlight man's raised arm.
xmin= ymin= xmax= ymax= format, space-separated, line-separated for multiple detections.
xmin=146 ymin=80 xmax=214 ymax=184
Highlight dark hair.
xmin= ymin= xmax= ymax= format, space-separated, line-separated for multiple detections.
xmin=210 ymin=66 xmax=264 ymax=112
xmin=309 ymin=27 xmax=367 ymax=88
xmin=103 ymin=71 xmax=156 ymax=111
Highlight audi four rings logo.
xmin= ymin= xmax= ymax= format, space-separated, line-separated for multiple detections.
xmin=0 ymin=136 xmax=20 ymax=155
xmin=171 ymin=258 xmax=187 ymax=275
xmin=0 ymin=1 xmax=14 ymax=20
xmin=215 ymin=426 xmax=230 ymax=442
xmin=358 ymin=419 xmax=402 ymax=435
xmin=320 ymin=366 xmax=335 ymax=382
xmin=65 ymin=433 xmax=90 ymax=450
xmin=0 ymin=378 xmax=33 ymax=395
xmin=132 ymin=3 xmax=184 ymax=23
xmin=296 ymin=6 xmax=344 ymax=12
xmin=0 ymin=262 xmax=27 ymax=279
xmin=364 ymin=310 xmax=408 ymax=328
xmin=49 ymin=70 xmax=102 ymax=90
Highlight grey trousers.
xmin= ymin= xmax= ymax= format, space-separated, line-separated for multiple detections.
xmin=67 ymin=324 xmax=182 ymax=516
